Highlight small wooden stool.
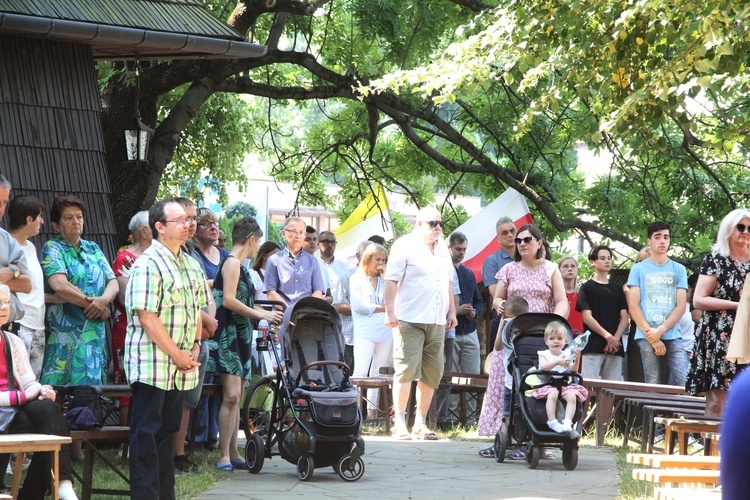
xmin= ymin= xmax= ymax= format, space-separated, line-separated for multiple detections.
xmin=352 ymin=377 xmax=392 ymax=433
xmin=0 ymin=433 xmax=71 ymax=500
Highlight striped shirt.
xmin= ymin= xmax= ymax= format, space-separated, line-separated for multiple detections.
xmin=124 ymin=240 xmax=209 ymax=391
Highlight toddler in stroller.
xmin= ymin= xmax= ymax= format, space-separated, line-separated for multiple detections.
xmin=497 ymin=313 xmax=588 ymax=470
xmin=529 ymin=320 xmax=588 ymax=438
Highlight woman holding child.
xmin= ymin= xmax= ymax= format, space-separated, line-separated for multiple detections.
xmin=477 ymin=224 xmax=568 ymax=458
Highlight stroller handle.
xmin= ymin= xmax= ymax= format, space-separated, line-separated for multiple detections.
xmin=254 ymin=299 xmax=287 ymax=312
xmin=295 ymin=360 xmax=351 ymax=388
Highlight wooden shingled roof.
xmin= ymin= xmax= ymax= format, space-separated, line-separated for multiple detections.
xmin=0 ymin=0 xmax=266 ymax=59
xmin=0 ymin=0 xmax=241 ymax=38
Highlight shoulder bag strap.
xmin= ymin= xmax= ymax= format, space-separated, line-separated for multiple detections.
xmin=3 ymin=332 xmax=15 ymax=392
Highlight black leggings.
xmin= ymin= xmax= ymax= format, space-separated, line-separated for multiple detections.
xmin=0 ymin=400 xmax=73 ymax=500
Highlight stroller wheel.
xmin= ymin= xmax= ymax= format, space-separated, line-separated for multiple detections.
xmin=335 ymin=454 xmax=365 ymax=482
xmin=242 ymin=378 xmax=277 ymax=442
xmin=562 ymin=444 xmax=578 ymax=471
xmin=245 ymin=433 xmax=265 ymax=474
xmin=525 ymin=443 xmax=540 ymax=469
xmin=297 ymin=453 xmax=314 ymax=481
xmin=494 ymin=431 xmax=507 ymax=463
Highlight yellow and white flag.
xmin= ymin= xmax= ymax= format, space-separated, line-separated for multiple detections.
xmin=335 ymin=184 xmax=394 ymax=263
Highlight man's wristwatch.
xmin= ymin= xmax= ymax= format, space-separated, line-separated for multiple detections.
xmin=8 ymin=264 xmax=19 ymax=279
xmin=193 ymin=339 xmax=201 ymax=347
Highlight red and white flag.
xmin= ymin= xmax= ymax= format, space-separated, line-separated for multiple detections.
xmin=454 ymin=188 xmax=533 ymax=283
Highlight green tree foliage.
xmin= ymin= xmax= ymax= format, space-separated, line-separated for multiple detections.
xmin=155 ymin=89 xmax=256 ymax=205
xmin=101 ymin=0 xmax=750 ymax=265
xmin=225 ymin=201 xmax=258 ymax=219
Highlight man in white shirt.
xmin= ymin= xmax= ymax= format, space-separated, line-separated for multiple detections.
xmin=385 ymin=207 xmax=457 ymax=440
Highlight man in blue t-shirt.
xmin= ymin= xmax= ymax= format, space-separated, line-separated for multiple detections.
xmin=626 ymin=221 xmax=689 ymax=386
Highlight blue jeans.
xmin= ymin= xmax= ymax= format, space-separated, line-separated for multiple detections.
xmin=129 ymin=382 xmax=185 ymax=500
xmin=636 ymin=338 xmax=688 ymax=386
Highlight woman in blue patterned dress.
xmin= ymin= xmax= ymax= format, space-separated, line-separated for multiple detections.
xmin=40 ymin=195 xmax=118 ymax=387
xmin=210 ymin=217 xmax=283 ymax=471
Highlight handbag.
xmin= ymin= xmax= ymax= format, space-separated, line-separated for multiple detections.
xmin=0 ymin=331 xmax=19 ymax=433
xmin=727 ymin=275 xmax=750 ymax=363
xmin=65 ymin=386 xmax=105 ymax=426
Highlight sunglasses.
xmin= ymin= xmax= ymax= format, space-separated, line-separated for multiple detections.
xmin=737 ymin=223 xmax=750 ymax=233
xmin=426 ymin=220 xmax=445 ymax=228
xmin=514 ymin=236 xmax=536 ymax=245
xmin=319 ymin=239 xmax=337 ymax=245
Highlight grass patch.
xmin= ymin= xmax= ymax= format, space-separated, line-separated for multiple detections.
xmin=9 ymin=446 xmax=228 ymax=500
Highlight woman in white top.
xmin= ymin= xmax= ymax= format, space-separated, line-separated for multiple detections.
xmin=247 ymin=241 xmax=281 ymax=301
xmin=350 ymin=244 xmax=393 ymax=418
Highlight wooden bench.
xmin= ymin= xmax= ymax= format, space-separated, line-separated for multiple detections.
xmin=0 ymin=433 xmax=71 ymax=500
xmin=448 ymin=374 xmax=487 ymax=425
xmin=629 ymin=400 xmax=706 ymax=453
xmin=628 ymin=452 xmax=722 ymax=498
xmin=653 ymin=487 xmax=721 ymax=500
xmin=70 ymin=426 xmax=130 ymax=500
xmin=351 ymin=377 xmax=393 ymax=433
xmin=653 ymin=418 xmax=722 ymax=455
xmin=627 ymin=453 xmax=720 ymax=469
xmin=620 ymin=395 xmax=704 ymax=448
xmin=701 ymin=432 xmax=720 ymax=456
xmin=583 ymin=380 xmax=698 ymax=446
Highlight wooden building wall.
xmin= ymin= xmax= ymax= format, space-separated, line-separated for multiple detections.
xmin=0 ymin=35 xmax=117 ymax=260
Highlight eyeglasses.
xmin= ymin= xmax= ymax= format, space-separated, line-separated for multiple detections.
xmin=737 ymin=223 xmax=750 ymax=233
xmin=284 ymin=229 xmax=305 ymax=237
xmin=162 ymin=219 xmax=191 ymax=226
xmin=514 ymin=236 xmax=536 ymax=245
xmin=426 ymin=220 xmax=445 ymax=228
xmin=197 ymin=221 xmax=218 ymax=228
xmin=319 ymin=239 xmax=337 ymax=245
xmin=0 ymin=300 xmax=10 ymax=309
xmin=185 ymin=216 xmax=197 ymax=224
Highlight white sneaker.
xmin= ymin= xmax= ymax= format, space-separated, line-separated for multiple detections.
xmin=561 ymin=419 xmax=573 ymax=432
xmin=58 ymin=480 xmax=79 ymax=500
xmin=547 ymin=420 xmax=565 ymax=433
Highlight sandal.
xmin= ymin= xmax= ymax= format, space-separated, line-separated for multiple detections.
xmin=230 ymin=459 xmax=249 ymax=470
xmin=392 ymin=428 xmax=412 ymax=441
xmin=412 ymin=427 xmax=438 ymax=441
xmin=215 ymin=461 xmax=234 ymax=472
xmin=478 ymin=446 xmax=495 ymax=458
xmin=541 ymin=448 xmax=556 ymax=460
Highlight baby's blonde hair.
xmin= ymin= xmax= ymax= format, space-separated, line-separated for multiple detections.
xmin=544 ymin=320 xmax=568 ymax=340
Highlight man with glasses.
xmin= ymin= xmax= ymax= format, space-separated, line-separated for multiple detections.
xmin=125 ymin=198 xmax=209 ymax=499
xmin=482 ymin=217 xmax=517 ymax=349
xmin=318 ymin=230 xmax=354 ymax=366
xmin=384 ymin=207 xmax=457 ymax=440
xmin=626 ymin=221 xmax=689 ymax=386
xmin=172 ymin=198 xmax=218 ymax=473
xmin=265 ymin=217 xmax=325 ymax=306
xmin=303 ymin=225 xmax=333 ymax=303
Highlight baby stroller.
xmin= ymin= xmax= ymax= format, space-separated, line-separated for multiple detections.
xmin=493 ymin=313 xmax=584 ymax=470
xmin=241 ymin=297 xmax=365 ymax=481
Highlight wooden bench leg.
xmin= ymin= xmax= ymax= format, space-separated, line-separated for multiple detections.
xmin=11 ymin=452 xmax=23 ymax=499
xmin=52 ymin=448 xmax=60 ymax=500
xmin=81 ymin=444 xmax=95 ymax=500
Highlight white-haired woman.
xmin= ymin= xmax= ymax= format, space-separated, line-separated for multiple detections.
xmin=685 ymin=208 xmax=750 ymax=417
xmin=687 ymin=209 xmax=750 ymax=417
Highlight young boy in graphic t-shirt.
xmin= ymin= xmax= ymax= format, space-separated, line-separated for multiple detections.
xmin=626 ymin=221 xmax=689 ymax=386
